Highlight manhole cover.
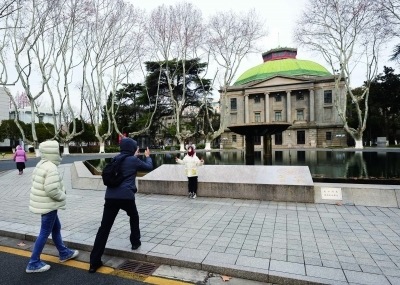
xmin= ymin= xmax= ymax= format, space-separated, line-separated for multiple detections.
xmin=116 ymin=260 xmax=159 ymax=276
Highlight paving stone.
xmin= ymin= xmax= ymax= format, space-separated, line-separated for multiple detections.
xmin=235 ymin=255 xmax=269 ymax=270
xmin=338 ymin=255 xmax=357 ymax=263
xmin=344 ymin=270 xmax=391 ymax=285
xmin=360 ymin=264 xmax=382 ymax=274
xmin=306 ymin=265 xmax=347 ymax=282
xmin=379 ymin=266 xmax=400 ymax=278
xmin=151 ymin=244 xmax=182 ymax=255
xmin=322 ymin=259 xmax=342 ymax=269
xmin=376 ymin=260 xmax=398 ymax=269
xmin=269 ymin=260 xmax=305 ymax=275
xmin=270 ymin=253 xmax=287 ymax=261
xmin=287 ymin=255 xmax=304 ymax=264
xmin=304 ymin=257 xmax=322 ymax=266
xmin=203 ymin=251 xmax=238 ymax=265
xmin=387 ymin=276 xmax=400 ymax=285
xmin=341 ymin=262 xmax=361 ymax=272
xmin=287 ymin=249 xmax=303 ymax=257
xmin=254 ymin=251 xmax=271 ymax=259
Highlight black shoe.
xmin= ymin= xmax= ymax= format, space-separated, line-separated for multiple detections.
xmin=88 ymin=261 xmax=103 ymax=273
xmin=131 ymin=242 xmax=141 ymax=250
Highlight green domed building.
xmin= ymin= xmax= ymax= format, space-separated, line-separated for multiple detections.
xmin=220 ymin=47 xmax=346 ymax=150
xmin=234 ymin=47 xmax=331 ymax=86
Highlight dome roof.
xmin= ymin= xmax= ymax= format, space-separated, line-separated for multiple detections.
xmin=234 ymin=48 xmax=332 ymax=86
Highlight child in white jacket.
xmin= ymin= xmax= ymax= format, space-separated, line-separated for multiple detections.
xmin=175 ymin=145 xmax=204 ymax=198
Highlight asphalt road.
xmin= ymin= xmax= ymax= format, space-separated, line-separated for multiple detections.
xmin=0 ymin=251 xmax=148 ymax=285
xmin=0 ymin=154 xmax=115 ymax=172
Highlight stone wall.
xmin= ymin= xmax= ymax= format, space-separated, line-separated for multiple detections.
xmin=70 ymin=163 xmax=400 ymax=208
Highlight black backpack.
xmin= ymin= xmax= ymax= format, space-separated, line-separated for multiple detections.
xmin=102 ymin=154 xmax=130 ymax=187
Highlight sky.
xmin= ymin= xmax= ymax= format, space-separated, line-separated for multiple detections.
xmin=130 ymin=0 xmax=397 ymax=88
xmin=7 ymin=0 xmax=398 ymax=107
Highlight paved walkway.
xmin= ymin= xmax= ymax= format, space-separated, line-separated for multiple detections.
xmin=1 ymin=165 xmax=400 ymax=285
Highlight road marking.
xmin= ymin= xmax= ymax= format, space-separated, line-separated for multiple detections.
xmin=0 ymin=245 xmax=114 ymax=273
xmin=0 ymin=245 xmax=194 ymax=284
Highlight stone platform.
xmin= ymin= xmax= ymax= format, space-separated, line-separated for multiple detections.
xmin=137 ymin=165 xmax=315 ymax=203
xmin=70 ymin=162 xmax=400 ymax=208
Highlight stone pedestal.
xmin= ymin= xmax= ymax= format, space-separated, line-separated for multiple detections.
xmin=137 ymin=165 xmax=314 ymax=203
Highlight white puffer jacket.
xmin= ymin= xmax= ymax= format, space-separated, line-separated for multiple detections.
xmin=29 ymin=140 xmax=66 ymax=214
xmin=176 ymin=154 xmax=203 ymax=177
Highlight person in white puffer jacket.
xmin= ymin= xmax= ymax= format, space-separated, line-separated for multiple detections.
xmin=175 ymin=145 xmax=204 ymax=199
xmin=26 ymin=140 xmax=79 ymax=274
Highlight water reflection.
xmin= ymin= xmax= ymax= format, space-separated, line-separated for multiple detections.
xmin=86 ymin=150 xmax=400 ymax=181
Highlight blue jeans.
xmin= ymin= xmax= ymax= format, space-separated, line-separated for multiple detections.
xmin=27 ymin=210 xmax=72 ymax=270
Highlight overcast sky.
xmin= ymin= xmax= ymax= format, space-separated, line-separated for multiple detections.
xmin=130 ymin=0 xmax=397 ymax=88
xmin=8 ymin=0 xmax=398 ymax=106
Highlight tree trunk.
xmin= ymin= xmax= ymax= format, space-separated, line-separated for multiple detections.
xmin=99 ymin=141 xmax=105 ymax=153
xmin=180 ymin=142 xmax=185 ymax=151
xmin=63 ymin=143 xmax=70 ymax=155
xmin=204 ymin=142 xmax=211 ymax=150
xmin=34 ymin=142 xmax=40 ymax=157
xmin=354 ymin=139 xmax=363 ymax=149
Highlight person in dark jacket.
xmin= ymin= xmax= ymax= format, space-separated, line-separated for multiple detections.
xmin=89 ymin=138 xmax=152 ymax=273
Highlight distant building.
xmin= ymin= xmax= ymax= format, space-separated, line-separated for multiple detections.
xmin=0 ymin=88 xmax=59 ymax=148
xmin=9 ymin=106 xmax=57 ymax=124
xmin=211 ymin=100 xmax=220 ymax=114
xmin=221 ymin=47 xmax=346 ymax=149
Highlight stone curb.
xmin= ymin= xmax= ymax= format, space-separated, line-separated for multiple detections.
xmin=0 ymin=228 xmax=329 ymax=285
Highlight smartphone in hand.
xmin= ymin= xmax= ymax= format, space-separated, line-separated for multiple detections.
xmin=135 ymin=147 xmax=140 ymax=156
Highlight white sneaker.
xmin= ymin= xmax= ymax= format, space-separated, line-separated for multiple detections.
xmin=26 ymin=264 xmax=51 ymax=273
xmin=188 ymin=192 xmax=193 ymax=198
xmin=60 ymin=250 xmax=79 ymax=262
xmin=192 ymin=193 xmax=197 ymax=199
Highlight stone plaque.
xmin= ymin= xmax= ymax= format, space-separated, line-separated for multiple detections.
xmin=321 ymin=187 xmax=342 ymax=200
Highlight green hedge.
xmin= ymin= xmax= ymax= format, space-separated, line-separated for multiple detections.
xmin=66 ymin=146 xmax=100 ymax=153
xmin=195 ymin=143 xmax=205 ymax=149
xmin=105 ymin=146 xmax=120 ymax=153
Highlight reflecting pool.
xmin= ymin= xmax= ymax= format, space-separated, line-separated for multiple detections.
xmin=85 ymin=150 xmax=400 ymax=184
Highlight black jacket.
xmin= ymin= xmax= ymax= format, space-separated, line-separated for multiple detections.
xmin=105 ymin=138 xmax=153 ymax=200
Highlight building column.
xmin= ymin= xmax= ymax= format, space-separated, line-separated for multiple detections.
xmin=264 ymin=92 xmax=269 ymax=123
xmin=244 ymin=94 xmax=249 ymax=123
xmin=245 ymin=135 xmax=255 ymax=165
xmin=286 ymin=90 xmax=291 ymax=123
xmin=263 ymin=134 xmax=272 ymax=165
xmin=309 ymin=88 xmax=315 ymax=122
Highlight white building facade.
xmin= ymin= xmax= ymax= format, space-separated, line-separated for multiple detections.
xmin=0 ymin=87 xmax=10 ymax=147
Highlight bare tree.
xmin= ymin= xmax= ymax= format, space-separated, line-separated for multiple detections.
xmin=199 ymin=9 xmax=266 ymax=150
xmin=379 ymin=0 xmax=400 ymax=60
xmin=42 ymin=0 xmax=91 ymax=155
xmin=81 ymin=0 xmax=146 ymax=153
xmin=295 ymin=0 xmax=391 ymax=149
xmin=1 ymin=0 xmax=61 ymax=155
xmin=146 ymin=2 xmax=204 ymax=151
xmin=0 ymin=0 xmax=19 ymax=25
xmin=0 ymin=1 xmax=23 ymax=142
